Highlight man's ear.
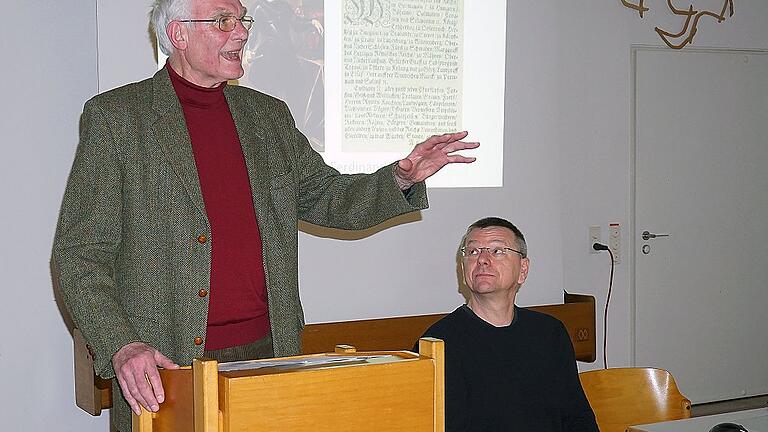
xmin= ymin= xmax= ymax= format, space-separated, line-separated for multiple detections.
xmin=517 ymin=257 xmax=530 ymax=285
xmin=167 ymin=21 xmax=188 ymax=50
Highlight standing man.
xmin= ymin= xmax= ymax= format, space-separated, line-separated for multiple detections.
xmin=51 ymin=0 xmax=477 ymax=430
xmin=419 ymin=217 xmax=597 ymax=431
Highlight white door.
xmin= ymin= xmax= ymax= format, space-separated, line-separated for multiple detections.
xmin=633 ymin=47 xmax=768 ymax=403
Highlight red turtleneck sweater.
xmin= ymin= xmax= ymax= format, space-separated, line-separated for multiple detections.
xmin=168 ymin=64 xmax=269 ymax=350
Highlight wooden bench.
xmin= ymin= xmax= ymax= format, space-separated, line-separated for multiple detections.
xmin=74 ymin=292 xmax=595 ymax=415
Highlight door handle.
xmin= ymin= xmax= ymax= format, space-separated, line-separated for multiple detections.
xmin=642 ymin=230 xmax=670 ymax=241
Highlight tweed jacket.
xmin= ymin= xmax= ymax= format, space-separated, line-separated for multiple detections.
xmin=52 ymin=68 xmax=428 ymax=378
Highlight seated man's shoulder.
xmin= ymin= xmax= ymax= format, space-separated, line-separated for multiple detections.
xmin=422 ymin=307 xmax=468 ymax=338
xmin=517 ymin=307 xmax=567 ymax=331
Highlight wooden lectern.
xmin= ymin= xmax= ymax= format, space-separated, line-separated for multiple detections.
xmin=131 ymin=338 xmax=444 ymax=432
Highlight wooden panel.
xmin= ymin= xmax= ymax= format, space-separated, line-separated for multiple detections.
xmin=193 ymin=359 xmax=218 ymax=432
xmin=132 ymin=407 xmax=154 ymax=432
xmin=419 ymin=338 xmax=445 ymax=432
xmin=549 ymin=292 xmax=596 ymax=362
xmin=73 ymin=328 xmax=112 ymax=416
xmin=301 ymin=314 xmax=443 ymax=354
xmin=132 ymin=368 xmax=195 ymax=432
xmin=220 ymin=356 xmax=437 ymax=432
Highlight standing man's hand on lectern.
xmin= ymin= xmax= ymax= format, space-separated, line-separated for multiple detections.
xmin=112 ymin=342 xmax=180 ymax=415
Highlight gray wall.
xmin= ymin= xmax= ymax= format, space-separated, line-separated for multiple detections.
xmin=2 ymin=1 xmax=768 ymax=430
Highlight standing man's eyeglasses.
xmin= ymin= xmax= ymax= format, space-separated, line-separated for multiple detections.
xmin=178 ymin=15 xmax=254 ymax=32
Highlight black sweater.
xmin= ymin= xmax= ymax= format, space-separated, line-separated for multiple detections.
xmin=421 ymin=305 xmax=599 ymax=432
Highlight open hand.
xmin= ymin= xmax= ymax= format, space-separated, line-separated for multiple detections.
xmin=394 ymin=131 xmax=479 ymax=190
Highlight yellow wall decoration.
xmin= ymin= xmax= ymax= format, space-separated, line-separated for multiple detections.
xmin=621 ymin=0 xmax=735 ymax=49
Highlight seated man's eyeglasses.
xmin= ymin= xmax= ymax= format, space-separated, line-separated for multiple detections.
xmin=178 ymin=15 xmax=254 ymax=32
xmin=461 ymin=246 xmax=525 ymax=260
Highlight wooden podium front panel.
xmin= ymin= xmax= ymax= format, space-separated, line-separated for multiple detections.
xmin=155 ymin=368 xmax=194 ymax=431
xmin=219 ymin=359 xmax=436 ymax=431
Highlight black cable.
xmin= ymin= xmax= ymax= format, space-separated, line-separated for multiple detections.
xmin=593 ymin=243 xmax=615 ymax=369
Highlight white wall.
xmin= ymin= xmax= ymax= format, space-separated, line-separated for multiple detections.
xmin=550 ymin=0 xmax=768 ymax=371
xmin=2 ymin=1 xmax=767 ymax=431
xmin=0 ymin=1 xmax=104 ymax=431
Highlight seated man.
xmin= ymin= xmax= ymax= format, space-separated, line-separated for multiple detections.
xmin=420 ymin=217 xmax=598 ymax=431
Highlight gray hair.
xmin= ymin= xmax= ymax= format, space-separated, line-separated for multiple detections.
xmin=150 ymin=0 xmax=193 ymax=56
xmin=461 ymin=217 xmax=528 ymax=258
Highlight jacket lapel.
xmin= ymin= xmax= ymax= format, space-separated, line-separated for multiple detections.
xmin=225 ymin=88 xmax=273 ymax=211
xmin=150 ymin=69 xmax=208 ymax=221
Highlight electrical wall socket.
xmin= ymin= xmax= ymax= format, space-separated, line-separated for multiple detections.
xmin=609 ymin=223 xmax=621 ymax=264
xmin=589 ymin=225 xmax=601 ymax=253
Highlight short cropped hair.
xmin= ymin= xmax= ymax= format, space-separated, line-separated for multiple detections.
xmin=150 ymin=0 xmax=193 ymax=56
xmin=462 ymin=217 xmax=527 ymax=258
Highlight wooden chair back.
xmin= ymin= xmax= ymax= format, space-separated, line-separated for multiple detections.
xmin=579 ymin=367 xmax=691 ymax=432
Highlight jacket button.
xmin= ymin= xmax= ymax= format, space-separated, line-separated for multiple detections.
xmin=198 ymin=289 xmax=208 ymax=297
xmin=197 ymin=234 xmax=207 ymax=244
xmin=194 ymin=337 xmax=203 ymax=345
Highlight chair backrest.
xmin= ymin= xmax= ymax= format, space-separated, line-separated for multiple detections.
xmin=579 ymin=367 xmax=691 ymax=432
